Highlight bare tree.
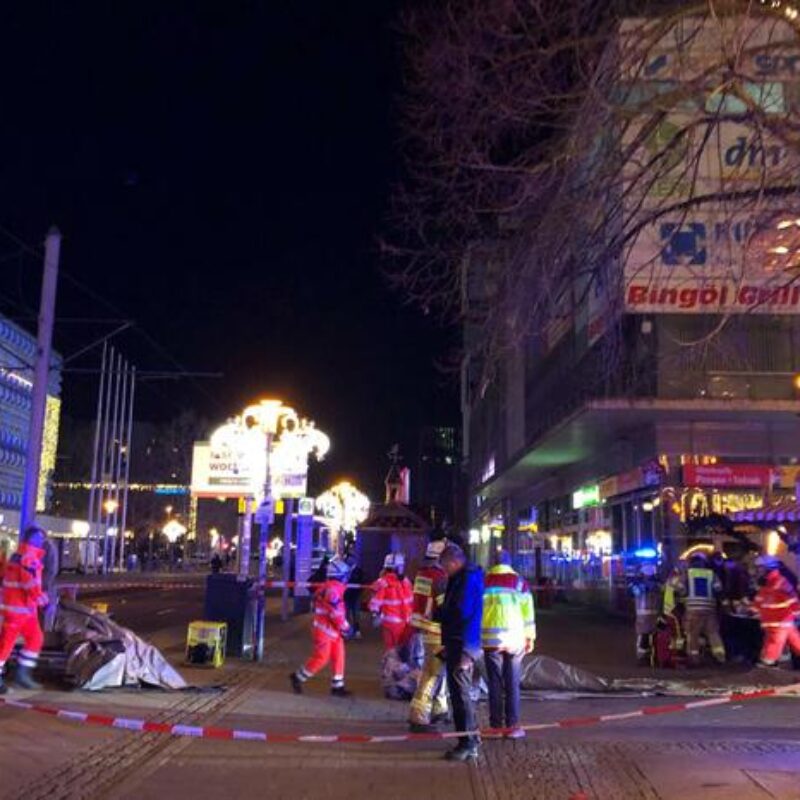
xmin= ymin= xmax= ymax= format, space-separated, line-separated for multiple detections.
xmin=388 ymin=0 xmax=800 ymax=388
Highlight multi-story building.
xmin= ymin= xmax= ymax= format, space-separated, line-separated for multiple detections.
xmin=463 ymin=10 xmax=800 ymax=582
xmin=414 ymin=425 xmax=460 ymax=527
xmin=0 ymin=315 xmax=62 ymax=515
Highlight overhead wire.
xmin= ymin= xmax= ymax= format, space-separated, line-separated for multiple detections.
xmin=0 ymin=223 xmax=224 ymax=411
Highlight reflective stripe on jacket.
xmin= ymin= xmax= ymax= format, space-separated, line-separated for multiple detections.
xmin=311 ymin=580 xmax=349 ymax=641
xmin=755 ymin=569 xmax=800 ymax=629
xmin=481 ymin=564 xmax=535 ymax=652
xmin=0 ymin=546 xmax=43 ymax=617
xmin=369 ymin=572 xmax=413 ymax=627
xmin=410 ymin=563 xmax=447 ymax=644
xmin=682 ymin=567 xmax=720 ymax=610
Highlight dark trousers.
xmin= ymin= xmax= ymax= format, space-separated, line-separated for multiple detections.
xmin=445 ymin=650 xmax=478 ymax=748
xmin=344 ymin=592 xmax=361 ymax=636
xmin=484 ymin=649 xmax=523 ymax=729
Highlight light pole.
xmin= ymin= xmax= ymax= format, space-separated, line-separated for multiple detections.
xmin=163 ymin=518 xmax=187 ymax=568
xmin=315 ymin=481 xmax=371 ymax=551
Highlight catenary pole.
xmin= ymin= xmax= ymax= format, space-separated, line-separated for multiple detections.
xmin=112 ymin=360 xmax=129 ymax=570
xmin=20 ymin=227 xmax=60 ymax=533
xmin=118 ymin=366 xmax=136 ymax=570
xmin=86 ymin=342 xmax=108 ymax=570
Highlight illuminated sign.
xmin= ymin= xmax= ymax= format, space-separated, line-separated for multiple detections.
xmin=682 ymin=463 xmax=773 ymax=488
xmin=572 ymin=484 xmax=600 ymax=509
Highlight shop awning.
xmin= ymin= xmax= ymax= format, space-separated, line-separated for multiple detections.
xmin=730 ymin=497 xmax=800 ymax=524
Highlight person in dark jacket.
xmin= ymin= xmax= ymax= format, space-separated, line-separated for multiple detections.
xmin=438 ymin=544 xmax=484 ymax=762
xmin=344 ymin=548 xmax=364 ymax=640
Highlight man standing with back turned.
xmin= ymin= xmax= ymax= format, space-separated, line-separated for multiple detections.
xmin=438 ymin=544 xmax=484 ymax=762
xmin=482 ymin=551 xmax=535 ymax=739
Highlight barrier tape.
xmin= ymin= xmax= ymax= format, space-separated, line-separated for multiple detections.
xmin=2 ymin=682 xmax=798 ymax=744
xmin=67 ymin=579 xmax=610 ymax=593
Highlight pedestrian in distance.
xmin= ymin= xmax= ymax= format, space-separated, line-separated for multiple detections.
xmin=0 ymin=526 xmax=50 ymax=694
xmin=438 ymin=544 xmax=484 ymax=762
xmin=343 ymin=545 xmax=364 ymax=641
xmin=752 ymin=555 xmax=800 ymax=667
xmin=408 ymin=538 xmax=450 ymax=732
xmin=290 ymin=556 xmax=353 ymax=697
xmin=481 ymin=551 xmax=535 ymax=739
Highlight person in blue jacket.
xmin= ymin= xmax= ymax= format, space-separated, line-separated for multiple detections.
xmin=438 ymin=543 xmax=484 ymax=762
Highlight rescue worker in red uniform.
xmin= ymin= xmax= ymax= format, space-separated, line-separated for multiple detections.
xmin=753 ymin=556 xmax=800 ymax=666
xmin=408 ymin=540 xmax=449 ymax=730
xmin=0 ymin=526 xmax=49 ymax=694
xmin=369 ymin=553 xmax=413 ymax=650
xmin=370 ymin=553 xmax=415 ymax=699
xmin=290 ymin=556 xmax=352 ymax=696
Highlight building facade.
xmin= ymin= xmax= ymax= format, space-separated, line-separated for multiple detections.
xmin=413 ymin=425 xmax=460 ymax=527
xmin=463 ymin=12 xmax=800 ymax=583
xmin=0 ymin=316 xmax=61 ymax=513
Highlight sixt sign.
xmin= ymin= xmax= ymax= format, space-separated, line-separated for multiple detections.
xmin=658 ymin=218 xmax=764 ymax=267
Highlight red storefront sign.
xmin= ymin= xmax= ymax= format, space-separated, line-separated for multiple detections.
xmin=682 ymin=464 xmax=773 ymax=488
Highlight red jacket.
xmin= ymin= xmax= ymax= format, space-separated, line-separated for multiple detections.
xmin=311 ymin=579 xmax=350 ymax=640
xmin=0 ymin=543 xmax=45 ymax=618
xmin=754 ymin=570 xmax=800 ymax=629
xmin=369 ymin=572 xmax=412 ymax=626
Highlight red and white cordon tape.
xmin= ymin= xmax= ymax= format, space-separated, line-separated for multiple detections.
xmin=1 ymin=683 xmax=798 ymax=744
xmin=68 ymin=579 xmax=594 ymax=593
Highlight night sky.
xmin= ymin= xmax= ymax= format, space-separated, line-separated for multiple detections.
xmin=0 ymin=3 xmax=457 ymax=498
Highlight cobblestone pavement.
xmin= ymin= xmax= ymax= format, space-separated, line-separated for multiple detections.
xmin=3 ymin=600 xmax=800 ymax=799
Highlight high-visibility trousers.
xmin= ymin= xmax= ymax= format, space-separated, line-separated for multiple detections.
xmin=685 ymin=608 xmax=725 ymax=662
xmin=0 ymin=612 xmax=43 ymax=666
xmin=761 ymin=625 xmax=800 ymax=664
xmin=381 ymin=622 xmax=411 ymax=651
xmin=408 ymin=648 xmax=448 ymax=725
xmin=303 ymin=633 xmax=345 ymax=685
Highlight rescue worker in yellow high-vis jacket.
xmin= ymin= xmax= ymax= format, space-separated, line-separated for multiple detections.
xmin=481 ymin=552 xmax=535 ymax=739
xmin=408 ymin=540 xmax=449 ymax=731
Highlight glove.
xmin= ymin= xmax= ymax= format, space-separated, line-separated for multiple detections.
xmin=37 ymin=593 xmax=50 ymax=608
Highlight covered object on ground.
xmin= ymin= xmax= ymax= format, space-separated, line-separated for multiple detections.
xmin=53 ymin=599 xmax=186 ymax=691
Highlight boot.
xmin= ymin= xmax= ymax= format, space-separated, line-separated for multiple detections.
xmin=289 ymin=673 xmax=304 ymax=695
xmin=330 ymin=686 xmax=352 ymax=698
xmin=444 ymin=744 xmax=479 ymax=762
xmin=14 ymin=665 xmax=42 ymax=691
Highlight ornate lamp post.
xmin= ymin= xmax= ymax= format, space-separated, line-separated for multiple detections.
xmin=316 ymin=481 xmax=370 ymax=549
xmin=212 ymin=399 xmax=330 ymax=658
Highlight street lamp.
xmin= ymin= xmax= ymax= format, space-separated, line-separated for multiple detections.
xmin=316 ymin=481 xmax=370 ymax=547
xmin=210 ymin=398 xmax=330 ymax=659
xmin=163 ymin=519 xmax=187 ymax=569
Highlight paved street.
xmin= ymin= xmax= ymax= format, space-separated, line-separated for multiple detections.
xmin=1 ymin=584 xmax=800 ymax=799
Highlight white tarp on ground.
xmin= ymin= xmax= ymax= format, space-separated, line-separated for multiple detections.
xmin=55 ymin=599 xmax=187 ymax=691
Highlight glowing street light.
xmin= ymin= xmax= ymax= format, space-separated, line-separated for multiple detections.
xmin=163 ymin=519 xmax=187 ymax=544
xmin=103 ymin=499 xmax=119 ymax=515
xmin=316 ymin=481 xmax=371 ymax=534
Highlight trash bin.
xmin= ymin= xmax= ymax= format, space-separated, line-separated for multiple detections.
xmin=186 ymin=621 xmax=227 ymax=668
xmin=204 ymin=573 xmax=254 ymax=658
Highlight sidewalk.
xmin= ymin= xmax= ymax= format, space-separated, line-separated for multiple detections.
xmin=1 ymin=602 xmax=799 ymax=799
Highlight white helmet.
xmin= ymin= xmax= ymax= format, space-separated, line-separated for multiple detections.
xmin=383 ymin=552 xmax=405 ymax=572
xmin=426 ymin=540 xmax=446 ymax=559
